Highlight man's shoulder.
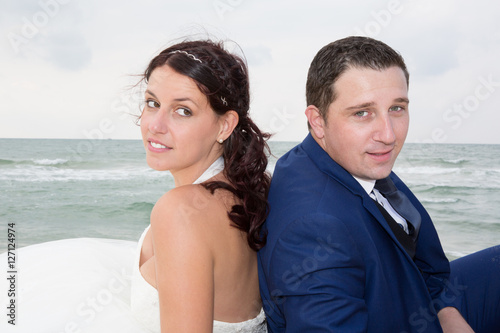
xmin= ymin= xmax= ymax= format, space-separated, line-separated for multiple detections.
xmin=266 ymin=165 xmax=361 ymax=236
xmin=271 ymin=138 xmax=335 ymax=187
xmin=270 ymin=146 xmax=330 ymax=206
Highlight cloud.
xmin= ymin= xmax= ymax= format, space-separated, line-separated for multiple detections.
xmin=43 ymin=30 xmax=92 ymax=71
xmin=244 ymin=45 xmax=273 ymax=67
xmin=1 ymin=0 xmax=500 ymax=143
xmin=2 ymin=0 xmax=92 ymax=71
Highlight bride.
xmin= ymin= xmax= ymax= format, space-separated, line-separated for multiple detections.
xmin=133 ymin=39 xmax=270 ymax=332
xmin=0 ymin=39 xmax=270 ymax=333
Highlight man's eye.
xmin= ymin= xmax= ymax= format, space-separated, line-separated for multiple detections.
xmin=390 ymin=106 xmax=404 ymax=112
xmin=355 ymin=111 xmax=369 ymax=117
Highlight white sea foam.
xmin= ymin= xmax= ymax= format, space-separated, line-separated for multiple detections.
xmin=446 ymin=250 xmax=471 ymax=259
xmin=32 ymin=158 xmax=69 ymax=166
xmin=0 ymin=166 xmax=167 ymax=182
xmin=394 ymin=166 xmax=461 ymax=175
xmin=420 ymin=197 xmax=459 ymax=204
xmin=442 ymin=158 xmax=467 ymax=164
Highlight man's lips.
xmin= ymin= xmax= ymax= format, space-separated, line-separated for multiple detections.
xmin=369 ymin=151 xmax=391 ymax=156
xmin=367 ymin=149 xmax=393 ymax=161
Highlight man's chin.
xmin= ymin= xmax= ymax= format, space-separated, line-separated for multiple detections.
xmin=364 ymin=169 xmax=393 ymax=181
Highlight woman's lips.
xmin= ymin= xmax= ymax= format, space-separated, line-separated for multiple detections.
xmin=148 ymin=139 xmax=171 ymax=152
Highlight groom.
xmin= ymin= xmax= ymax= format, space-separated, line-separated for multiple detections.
xmin=258 ymin=36 xmax=500 ymax=332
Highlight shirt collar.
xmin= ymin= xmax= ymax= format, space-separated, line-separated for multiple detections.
xmin=352 ymin=176 xmax=376 ymax=195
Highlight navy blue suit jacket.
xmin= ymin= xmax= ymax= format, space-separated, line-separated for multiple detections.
xmin=258 ymin=134 xmax=451 ymax=332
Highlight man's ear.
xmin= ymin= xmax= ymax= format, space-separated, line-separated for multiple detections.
xmin=218 ymin=110 xmax=239 ymax=142
xmin=305 ymin=105 xmax=326 ymax=139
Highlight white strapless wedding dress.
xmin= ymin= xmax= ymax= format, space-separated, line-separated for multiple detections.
xmin=0 ymin=236 xmax=266 ymax=332
xmin=0 ymin=237 xmax=145 ymax=332
xmin=0 ymin=157 xmax=267 ymax=332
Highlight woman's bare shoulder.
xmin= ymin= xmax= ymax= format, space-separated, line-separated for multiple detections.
xmin=153 ymin=184 xmax=218 ymax=219
xmin=150 ymin=184 xmax=228 ymax=242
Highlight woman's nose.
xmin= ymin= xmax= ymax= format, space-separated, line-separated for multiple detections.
xmin=148 ymin=109 xmax=168 ymax=134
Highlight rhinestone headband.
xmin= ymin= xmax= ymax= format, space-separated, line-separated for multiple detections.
xmin=169 ymin=50 xmax=202 ymax=63
xmin=169 ymin=50 xmax=227 ymax=107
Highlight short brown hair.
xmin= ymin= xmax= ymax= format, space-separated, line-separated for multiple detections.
xmin=306 ymin=36 xmax=409 ymax=121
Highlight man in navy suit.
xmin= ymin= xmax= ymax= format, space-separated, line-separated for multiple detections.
xmin=258 ymin=36 xmax=500 ymax=332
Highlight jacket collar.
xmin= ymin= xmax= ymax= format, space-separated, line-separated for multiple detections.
xmin=300 ymin=133 xmax=415 ymax=261
xmin=301 ymin=133 xmax=368 ymax=198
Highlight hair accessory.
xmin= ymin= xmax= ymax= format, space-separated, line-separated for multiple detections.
xmin=218 ymin=138 xmax=224 ymax=144
xmin=169 ymin=50 xmax=202 ymax=63
xmin=220 ymin=97 xmax=228 ymax=106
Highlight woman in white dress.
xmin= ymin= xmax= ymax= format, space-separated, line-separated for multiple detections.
xmin=0 ymin=39 xmax=269 ymax=333
xmin=132 ymin=39 xmax=270 ymax=332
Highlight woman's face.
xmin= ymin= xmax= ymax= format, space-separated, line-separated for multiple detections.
xmin=140 ymin=65 xmax=225 ymax=185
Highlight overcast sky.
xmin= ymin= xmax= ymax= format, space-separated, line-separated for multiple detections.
xmin=1 ymin=0 xmax=499 ymax=144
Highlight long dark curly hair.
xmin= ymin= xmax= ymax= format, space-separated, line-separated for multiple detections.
xmin=141 ymin=39 xmax=271 ymax=251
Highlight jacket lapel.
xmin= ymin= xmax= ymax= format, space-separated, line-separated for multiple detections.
xmin=301 ymin=133 xmax=416 ymax=262
xmin=362 ymin=195 xmax=416 ymax=261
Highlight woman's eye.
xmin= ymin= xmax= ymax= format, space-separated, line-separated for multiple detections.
xmin=175 ymin=107 xmax=192 ymax=117
xmin=146 ymin=100 xmax=160 ymax=108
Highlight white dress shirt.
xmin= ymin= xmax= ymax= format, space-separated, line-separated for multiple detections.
xmin=353 ymin=176 xmax=409 ymax=234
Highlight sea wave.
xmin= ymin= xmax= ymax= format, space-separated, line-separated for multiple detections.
xmin=0 ymin=157 xmax=137 ymax=170
xmin=126 ymin=201 xmax=155 ymax=211
xmin=446 ymin=250 xmax=471 ymax=259
xmin=412 ymin=184 xmax=476 ymax=190
xmin=411 ymin=183 xmax=500 ymax=194
xmin=0 ymin=158 xmax=15 ymax=165
xmin=0 ymin=166 xmax=168 ymax=182
xmin=438 ymin=158 xmax=469 ymax=166
xmin=419 ymin=197 xmax=459 ymax=203
xmin=32 ymin=158 xmax=69 ymax=166
xmin=395 ymin=166 xmax=461 ymax=175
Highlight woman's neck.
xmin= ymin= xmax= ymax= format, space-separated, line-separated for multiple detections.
xmin=172 ymin=156 xmax=224 ymax=186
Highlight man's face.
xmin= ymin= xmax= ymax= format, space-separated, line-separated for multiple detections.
xmin=315 ymin=66 xmax=409 ymax=181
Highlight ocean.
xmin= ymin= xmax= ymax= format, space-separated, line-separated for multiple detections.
xmin=0 ymin=138 xmax=499 ymax=260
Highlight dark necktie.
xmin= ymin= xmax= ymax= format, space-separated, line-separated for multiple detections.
xmin=374 ymin=177 xmax=421 ymax=255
